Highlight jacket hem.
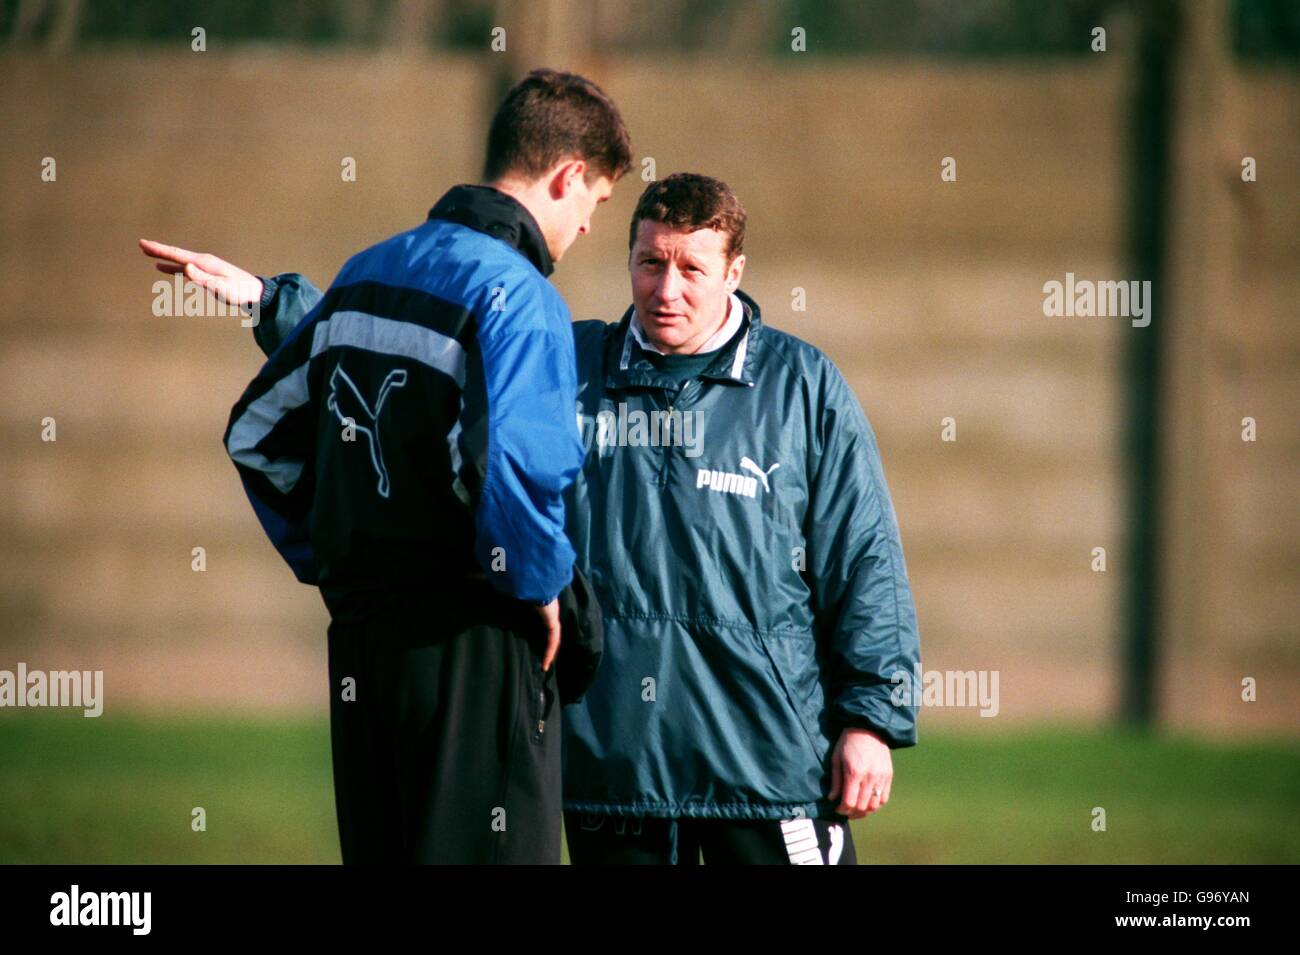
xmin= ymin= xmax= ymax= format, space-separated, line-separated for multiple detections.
xmin=562 ymin=798 xmax=831 ymax=820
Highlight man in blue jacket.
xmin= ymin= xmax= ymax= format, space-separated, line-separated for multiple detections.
xmin=144 ymin=69 xmax=631 ymax=864
xmin=145 ymin=174 xmax=920 ymax=865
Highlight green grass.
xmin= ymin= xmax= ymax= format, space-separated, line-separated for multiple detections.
xmin=0 ymin=712 xmax=339 ymax=864
xmin=1 ymin=712 xmax=1297 ymax=863
xmin=866 ymin=723 xmax=1300 ymax=863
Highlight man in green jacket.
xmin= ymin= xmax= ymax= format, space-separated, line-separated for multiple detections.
xmin=142 ymin=173 xmax=921 ymax=865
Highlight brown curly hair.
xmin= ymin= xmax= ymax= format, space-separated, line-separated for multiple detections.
xmin=628 ymin=173 xmax=747 ymax=262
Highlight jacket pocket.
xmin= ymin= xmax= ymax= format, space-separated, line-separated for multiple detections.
xmin=753 ymin=629 xmax=828 ymax=766
xmin=529 ymin=660 xmax=553 ymax=745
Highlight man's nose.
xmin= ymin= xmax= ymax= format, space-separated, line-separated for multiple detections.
xmin=655 ymin=266 xmax=682 ymax=301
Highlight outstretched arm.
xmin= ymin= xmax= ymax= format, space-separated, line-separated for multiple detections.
xmin=139 ymin=239 xmax=321 ymax=356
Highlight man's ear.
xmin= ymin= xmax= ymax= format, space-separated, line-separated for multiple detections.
xmin=725 ymin=253 xmax=746 ymax=293
xmin=548 ymin=159 xmax=588 ymax=199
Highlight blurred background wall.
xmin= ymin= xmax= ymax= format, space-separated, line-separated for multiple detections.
xmin=0 ymin=0 xmax=1295 ymax=735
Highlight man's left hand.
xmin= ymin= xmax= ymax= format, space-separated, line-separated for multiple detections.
xmin=827 ymin=727 xmax=893 ymax=819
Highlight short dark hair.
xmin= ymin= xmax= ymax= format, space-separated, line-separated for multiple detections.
xmin=483 ymin=68 xmax=633 ymax=184
xmin=628 ymin=173 xmax=746 ymax=262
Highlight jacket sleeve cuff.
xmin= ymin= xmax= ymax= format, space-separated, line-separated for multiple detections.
xmin=250 ymin=274 xmax=281 ymax=356
xmin=830 ymin=697 xmax=918 ymax=749
xmin=257 ymin=274 xmax=280 ymax=312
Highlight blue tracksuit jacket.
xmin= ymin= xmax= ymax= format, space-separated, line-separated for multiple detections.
xmin=223 ymin=185 xmax=583 ymax=610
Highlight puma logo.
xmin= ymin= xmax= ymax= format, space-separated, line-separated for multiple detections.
xmin=695 ymin=456 xmax=780 ymax=499
xmin=739 ymin=456 xmax=780 ymax=492
xmin=326 ymin=365 xmax=408 ymax=498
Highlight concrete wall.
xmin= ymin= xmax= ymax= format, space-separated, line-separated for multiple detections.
xmin=0 ymin=51 xmax=1294 ymax=734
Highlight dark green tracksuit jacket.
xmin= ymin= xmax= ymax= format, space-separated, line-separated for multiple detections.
xmin=251 ymin=275 xmax=922 ymax=821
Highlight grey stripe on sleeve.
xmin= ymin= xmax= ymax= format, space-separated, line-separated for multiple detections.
xmin=227 ymin=310 xmax=467 ymax=496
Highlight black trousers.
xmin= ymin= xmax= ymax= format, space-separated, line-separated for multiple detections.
xmin=564 ymin=812 xmax=858 ymax=865
xmin=326 ymin=584 xmax=561 ymax=864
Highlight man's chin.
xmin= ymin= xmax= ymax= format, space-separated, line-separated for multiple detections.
xmin=633 ymin=308 xmax=691 ymax=351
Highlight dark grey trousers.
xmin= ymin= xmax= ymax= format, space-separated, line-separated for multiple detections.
xmin=326 ymin=583 xmax=561 ymax=864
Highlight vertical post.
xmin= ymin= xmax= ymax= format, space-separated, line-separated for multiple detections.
xmin=1121 ymin=0 xmax=1180 ymax=727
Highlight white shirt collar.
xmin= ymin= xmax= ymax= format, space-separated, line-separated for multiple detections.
xmin=629 ymin=292 xmax=743 ymax=357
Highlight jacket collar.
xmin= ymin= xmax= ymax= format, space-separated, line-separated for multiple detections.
xmin=606 ymin=288 xmax=763 ymax=391
xmin=427 ymin=184 xmax=554 ymax=277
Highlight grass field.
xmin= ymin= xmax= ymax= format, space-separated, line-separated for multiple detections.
xmin=1 ymin=712 xmax=1297 ymax=864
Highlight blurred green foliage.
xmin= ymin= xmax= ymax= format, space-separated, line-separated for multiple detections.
xmin=0 ymin=0 xmax=1294 ymax=59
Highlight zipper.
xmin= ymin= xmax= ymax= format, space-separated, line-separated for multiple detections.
xmin=659 ymin=400 xmax=675 ymax=485
xmin=531 ymin=673 xmax=547 ymax=744
xmin=658 ymin=381 xmax=693 ymax=486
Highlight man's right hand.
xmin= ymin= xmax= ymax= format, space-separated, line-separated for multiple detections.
xmin=139 ymin=238 xmax=263 ymax=308
xmin=534 ymin=599 xmax=562 ymax=672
